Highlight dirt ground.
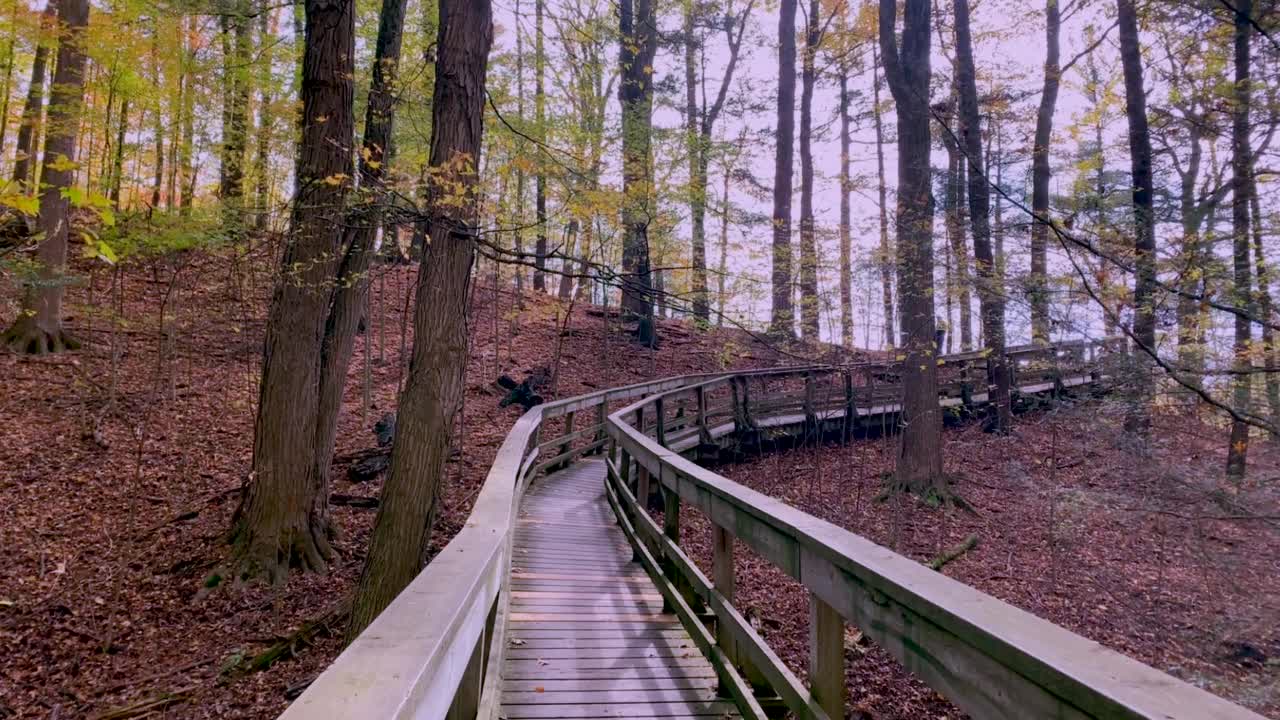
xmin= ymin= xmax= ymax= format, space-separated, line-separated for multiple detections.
xmin=0 ymin=250 xmax=794 ymax=718
xmin=676 ymin=398 xmax=1280 ymax=718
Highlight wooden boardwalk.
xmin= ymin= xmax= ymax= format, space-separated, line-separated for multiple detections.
xmin=502 ymin=459 xmax=741 ymax=719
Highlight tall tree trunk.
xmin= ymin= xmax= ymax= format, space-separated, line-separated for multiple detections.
xmin=619 ymin=0 xmax=656 ymax=339
xmin=557 ymin=220 xmax=577 ymax=299
xmin=798 ymin=0 xmax=819 ymax=339
xmin=1028 ymin=0 xmax=1060 ymax=343
xmin=0 ymin=5 xmax=15 ymax=159
xmin=309 ymin=0 xmax=410 ymax=545
xmin=1117 ymin=0 xmax=1157 ymax=435
xmin=2 ymin=0 xmax=89 ymax=355
xmin=227 ymin=0 xmax=356 ymax=583
xmin=839 ymin=67 xmax=853 ymax=348
xmin=513 ymin=0 xmax=526 ymax=298
xmin=872 ymin=47 xmax=895 ymax=348
xmin=253 ymin=7 xmax=276 ymax=230
xmin=533 ymin=0 xmax=547 ymax=291
xmin=684 ymin=1 xmax=708 ymax=323
xmin=880 ymin=0 xmax=943 ymax=493
xmin=222 ymin=0 xmax=252 ymax=240
xmin=11 ymin=4 xmax=56 ymax=191
xmin=770 ymin=0 xmax=797 ymax=337
xmin=718 ymin=164 xmax=730 ymax=325
xmin=1176 ymin=128 xmax=1206 ymax=387
xmin=1226 ymin=0 xmax=1253 ymax=480
xmin=108 ymin=98 xmax=129 ymax=208
xmin=939 ymin=94 xmax=973 ymax=352
xmin=179 ymin=14 xmax=196 ymax=214
xmin=1250 ymin=182 xmax=1278 ymax=438
xmin=349 ymin=0 xmax=492 ymax=637
xmin=954 ymin=0 xmax=1012 ymax=431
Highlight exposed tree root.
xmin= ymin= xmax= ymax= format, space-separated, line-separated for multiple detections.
xmin=91 ymin=689 xmax=192 ymax=720
xmin=2 ymin=317 xmax=80 ymax=355
xmin=929 ymin=534 xmax=979 ymax=571
xmin=223 ymin=599 xmax=351 ymax=677
xmin=875 ymin=472 xmax=974 ymax=511
xmin=208 ymin=519 xmax=333 ymax=591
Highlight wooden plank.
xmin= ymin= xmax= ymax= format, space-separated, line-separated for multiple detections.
xmin=504 ymin=677 xmax=716 ymax=692
xmin=507 ymin=647 xmax=703 ymax=660
xmin=500 ymin=700 xmax=740 ymax=718
xmin=501 ymin=666 xmax=719 ymax=681
xmin=502 ymin=687 xmax=720 ymax=705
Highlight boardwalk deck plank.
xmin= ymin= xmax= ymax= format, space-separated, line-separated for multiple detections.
xmin=500 ymin=460 xmax=741 ymax=719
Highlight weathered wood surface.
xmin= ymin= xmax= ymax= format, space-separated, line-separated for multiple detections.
xmin=501 ymin=460 xmax=741 ymax=720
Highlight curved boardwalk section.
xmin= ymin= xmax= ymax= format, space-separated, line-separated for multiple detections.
xmin=284 ymin=340 xmax=1268 ymax=720
xmin=503 ymin=460 xmax=739 ymax=719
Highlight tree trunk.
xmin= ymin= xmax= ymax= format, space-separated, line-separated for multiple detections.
xmin=954 ymin=0 xmax=1012 ymax=432
xmin=227 ymin=0 xmax=356 ymax=583
xmin=770 ymin=0 xmax=797 ymax=338
xmin=872 ymin=47 xmax=895 ymax=348
xmin=533 ymin=0 xmax=547 ymax=292
xmin=222 ymin=0 xmax=251 ymax=240
xmin=1226 ymin=0 xmax=1253 ymax=480
xmin=2 ymin=0 xmax=89 ymax=355
xmin=619 ymin=0 xmax=656 ymax=336
xmin=1028 ymin=0 xmax=1060 ymax=343
xmin=798 ymin=0 xmax=819 ymax=340
xmin=1117 ymin=0 xmax=1157 ymax=435
xmin=839 ymin=67 xmax=853 ymax=349
xmin=684 ymin=2 xmax=708 ymax=323
xmin=880 ymin=0 xmax=943 ymax=494
xmin=309 ymin=0 xmax=411 ymax=541
xmin=514 ymin=0 xmax=526 ymax=298
xmin=348 ymin=0 xmax=492 ymax=638
xmin=150 ymin=36 xmax=164 ymax=210
xmin=253 ymin=7 xmax=276 ymax=230
xmin=10 ymin=4 xmax=56 ymax=191
xmin=109 ymin=98 xmax=129 ymax=208
xmin=1250 ymin=182 xmax=1278 ymax=438
xmin=557 ymin=220 xmax=577 ymax=299
xmin=939 ymin=93 xmax=972 ymax=352
xmin=179 ymin=14 xmax=196 ymax=214
xmin=1175 ymin=127 xmax=1206 ymax=387
xmin=718 ymin=164 xmax=730 ymax=325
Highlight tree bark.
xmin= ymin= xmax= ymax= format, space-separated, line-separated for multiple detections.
xmin=880 ymin=0 xmax=943 ymax=493
xmin=253 ymin=7 xmax=276 ymax=230
xmin=619 ymin=0 xmax=656 ymax=335
xmin=178 ymin=14 xmax=196 ymax=214
xmin=2 ymin=0 xmax=89 ymax=355
xmin=939 ymin=93 xmax=972 ymax=352
xmin=1117 ymin=0 xmax=1157 ymax=435
xmin=221 ymin=0 xmax=252 ymax=240
xmin=1028 ymin=0 xmax=1060 ymax=343
xmin=1250 ymin=181 xmax=1278 ymax=438
xmin=309 ymin=0 xmax=411 ymax=541
xmin=872 ymin=46 xmax=895 ymax=348
xmin=227 ymin=0 xmax=356 ymax=583
xmin=770 ymin=0 xmax=797 ymax=338
xmin=954 ymin=0 xmax=1012 ymax=432
xmin=798 ymin=0 xmax=820 ymax=340
xmin=108 ymin=98 xmax=129 ymax=207
xmin=10 ymin=4 xmax=56 ymax=191
xmin=349 ymin=0 xmax=492 ymax=638
xmin=839 ymin=66 xmax=853 ymax=348
xmin=1226 ymin=0 xmax=1253 ymax=480
xmin=533 ymin=0 xmax=547 ymax=292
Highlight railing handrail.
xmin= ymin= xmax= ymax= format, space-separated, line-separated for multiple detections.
xmin=280 ymin=366 xmax=819 ymax=718
xmin=603 ymin=345 xmax=1265 ymax=720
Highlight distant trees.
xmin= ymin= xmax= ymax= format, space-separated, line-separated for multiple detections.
xmin=350 ymin=0 xmax=494 ymax=637
xmin=10 ymin=4 xmax=55 ymax=192
xmin=2 ymin=0 xmax=90 ymax=355
xmin=879 ymin=0 xmax=944 ymax=494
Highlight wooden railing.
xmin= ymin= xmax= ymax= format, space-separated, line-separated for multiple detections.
xmin=604 ymin=346 xmax=1266 ymax=720
xmin=280 ymin=337 xmax=1258 ymax=720
xmin=278 ymin=369 xmax=799 ymax=719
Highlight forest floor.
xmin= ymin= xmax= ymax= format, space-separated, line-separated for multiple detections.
xmin=679 ymin=397 xmax=1280 ymax=718
xmin=0 ymin=248 xmax=803 ymax=718
xmin=2 ymin=247 xmax=1277 ymax=718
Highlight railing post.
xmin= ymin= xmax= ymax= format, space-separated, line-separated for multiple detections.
xmin=654 ymin=397 xmax=666 ymax=447
xmin=697 ymin=385 xmax=712 ymax=444
xmin=445 ymin=613 xmax=488 ymax=719
xmin=557 ymin=410 xmax=575 ymax=470
xmin=803 ymin=371 xmax=818 ymax=443
xmin=809 ymin=592 xmax=845 ymax=719
xmin=594 ymin=398 xmax=608 ymax=452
